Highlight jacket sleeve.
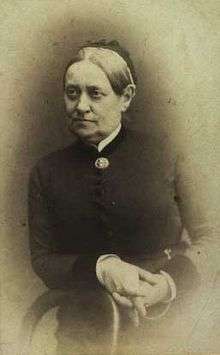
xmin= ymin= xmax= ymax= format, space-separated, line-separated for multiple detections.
xmin=162 ymin=152 xmax=220 ymax=296
xmin=28 ymin=164 xmax=100 ymax=289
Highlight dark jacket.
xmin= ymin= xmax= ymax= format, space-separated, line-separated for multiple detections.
xmin=28 ymin=126 xmax=218 ymax=293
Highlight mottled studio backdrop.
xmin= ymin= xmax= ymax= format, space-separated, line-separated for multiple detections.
xmin=0 ymin=1 xmax=219 ymax=354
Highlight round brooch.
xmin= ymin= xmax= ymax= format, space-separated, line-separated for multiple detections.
xmin=95 ymin=157 xmax=110 ymax=169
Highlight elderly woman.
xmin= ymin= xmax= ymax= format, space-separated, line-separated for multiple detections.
xmin=28 ymin=40 xmax=218 ymax=353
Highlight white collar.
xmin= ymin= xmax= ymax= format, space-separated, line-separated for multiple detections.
xmin=96 ymin=123 xmax=122 ymax=152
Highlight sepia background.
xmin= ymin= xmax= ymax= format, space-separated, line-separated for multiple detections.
xmin=0 ymin=0 xmax=219 ymax=354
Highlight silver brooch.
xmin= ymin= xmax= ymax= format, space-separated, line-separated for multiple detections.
xmin=164 ymin=248 xmax=172 ymax=260
xmin=95 ymin=157 xmax=110 ymax=169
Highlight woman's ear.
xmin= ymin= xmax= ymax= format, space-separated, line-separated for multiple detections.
xmin=121 ymin=84 xmax=136 ymax=112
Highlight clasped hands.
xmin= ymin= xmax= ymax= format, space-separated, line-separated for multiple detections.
xmin=98 ymin=257 xmax=171 ymax=319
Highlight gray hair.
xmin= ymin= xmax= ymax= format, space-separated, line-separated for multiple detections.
xmin=64 ymin=40 xmax=137 ymax=96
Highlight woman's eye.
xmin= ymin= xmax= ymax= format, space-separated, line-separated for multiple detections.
xmin=66 ymin=88 xmax=79 ymax=99
xmin=89 ymin=89 xmax=103 ymax=99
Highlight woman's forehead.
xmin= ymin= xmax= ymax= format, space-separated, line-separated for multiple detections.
xmin=65 ymin=60 xmax=112 ymax=89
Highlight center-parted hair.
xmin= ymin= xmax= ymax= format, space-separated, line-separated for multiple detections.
xmin=64 ymin=40 xmax=137 ymax=96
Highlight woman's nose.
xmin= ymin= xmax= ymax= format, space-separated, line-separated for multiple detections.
xmin=76 ymin=93 xmax=90 ymax=113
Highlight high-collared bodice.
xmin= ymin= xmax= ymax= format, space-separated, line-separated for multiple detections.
xmin=29 ymin=126 xmax=182 ymax=258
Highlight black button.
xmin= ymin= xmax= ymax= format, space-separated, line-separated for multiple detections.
xmin=94 ymin=188 xmax=105 ymax=197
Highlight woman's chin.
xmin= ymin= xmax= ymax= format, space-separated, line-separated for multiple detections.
xmin=69 ymin=125 xmax=99 ymax=141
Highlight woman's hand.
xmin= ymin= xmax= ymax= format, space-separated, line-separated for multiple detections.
xmin=112 ymin=272 xmax=171 ymax=317
xmin=98 ymin=258 xmax=171 ymax=318
xmin=138 ymin=273 xmax=171 ymax=306
xmin=99 ymin=257 xmax=155 ymax=297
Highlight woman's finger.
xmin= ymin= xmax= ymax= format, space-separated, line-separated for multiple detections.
xmin=121 ymin=279 xmax=140 ymax=297
xmin=112 ymin=292 xmax=133 ymax=308
xmin=132 ymin=297 xmax=147 ymax=318
xmin=137 ymin=268 xmax=158 ymax=285
xmin=131 ymin=309 xmax=140 ymax=327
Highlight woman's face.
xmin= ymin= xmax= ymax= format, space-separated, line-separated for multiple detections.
xmin=64 ymin=60 xmax=126 ymax=144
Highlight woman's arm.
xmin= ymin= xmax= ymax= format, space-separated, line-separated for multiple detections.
xmin=28 ymin=165 xmax=99 ymax=289
xmin=162 ymin=152 xmax=219 ymax=295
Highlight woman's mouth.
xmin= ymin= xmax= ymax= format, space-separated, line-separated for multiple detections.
xmin=73 ymin=119 xmax=96 ymax=123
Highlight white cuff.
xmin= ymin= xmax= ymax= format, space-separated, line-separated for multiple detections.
xmin=96 ymin=254 xmax=121 ymax=285
xmin=160 ymin=270 xmax=177 ymax=303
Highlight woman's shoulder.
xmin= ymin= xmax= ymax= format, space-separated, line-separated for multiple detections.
xmin=30 ymin=141 xmax=79 ymax=175
xmin=126 ymin=127 xmax=177 ymax=161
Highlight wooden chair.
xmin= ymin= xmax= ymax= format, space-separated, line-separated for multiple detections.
xmin=18 ymin=288 xmax=120 ymax=355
